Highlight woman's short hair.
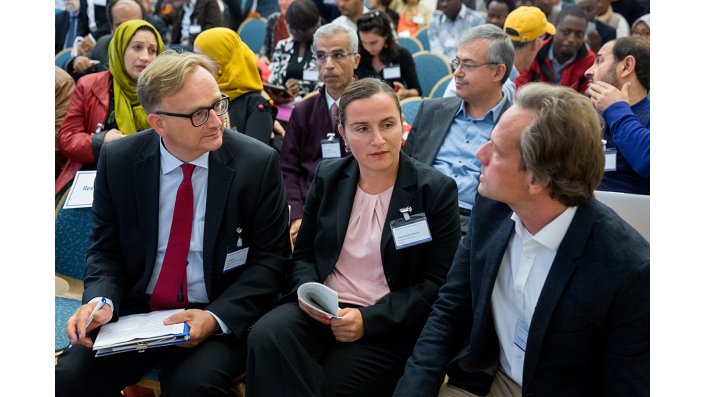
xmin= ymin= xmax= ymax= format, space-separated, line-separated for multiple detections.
xmin=285 ymin=0 xmax=320 ymax=32
xmin=313 ymin=23 xmax=358 ymax=55
xmin=338 ymin=78 xmax=401 ymax=130
xmin=357 ymin=11 xmax=399 ymax=64
xmin=137 ymin=50 xmax=217 ymax=114
xmin=458 ymin=24 xmax=515 ymax=83
xmin=515 ymin=83 xmax=604 ymax=206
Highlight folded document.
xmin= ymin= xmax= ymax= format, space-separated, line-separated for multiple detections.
xmin=93 ymin=309 xmax=190 ymax=357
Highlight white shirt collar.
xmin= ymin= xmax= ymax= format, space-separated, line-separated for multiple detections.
xmin=511 ymin=206 xmax=578 ymax=251
xmin=159 ymin=138 xmax=210 ymax=175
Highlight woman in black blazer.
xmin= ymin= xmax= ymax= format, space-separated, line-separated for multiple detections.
xmin=246 ymin=78 xmax=461 ymax=397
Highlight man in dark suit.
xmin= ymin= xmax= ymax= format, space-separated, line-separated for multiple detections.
xmin=55 ymin=50 xmax=291 ymax=396
xmin=404 ymin=24 xmax=513 ymax=235
xmin=56 ymin=0 xmax=90 ymax=54
xmin=393 ymin=82 xmax=649 ymax=397
xmin=280 ymin=23 xmax=360 ymax=242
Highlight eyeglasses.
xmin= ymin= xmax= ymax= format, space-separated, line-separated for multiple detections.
xmin=315 ymin=51 xmax=356 ymax=64
xmin=155 ymin=94 xmax=229 ymax=127
xmin=450 ymin=59 xmax=500 ymax=73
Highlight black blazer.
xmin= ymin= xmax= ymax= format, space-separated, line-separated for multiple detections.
xmin=84 ymin=129 xmax=291 ymax=338
xmin=284 ymin=152 xmax=461 ymax=340
xmin=394 ymin=195 xmax=650 ymax=397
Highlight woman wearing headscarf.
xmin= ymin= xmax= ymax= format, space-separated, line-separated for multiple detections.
xmin=56 ymin=19 xmax=164 ymax=197
xmin=194 ymin=27 xmax=281 ymax=150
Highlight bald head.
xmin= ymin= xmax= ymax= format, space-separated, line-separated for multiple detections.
xmin=111 ymin=0 xmax=144 ymax=32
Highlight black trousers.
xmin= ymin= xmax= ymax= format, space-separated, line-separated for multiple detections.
xmin=55 ymin=333 xmax=246 ymax=397
xmin=246 ymin=301 xmax=413 ymax=397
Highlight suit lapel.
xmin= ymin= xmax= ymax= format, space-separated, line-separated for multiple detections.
xmin=423 ymin=97 xmax=462 ymax=164
xmin=335 ymin=161 xmax=359 ymax=250
xmin=202 ymin=143 xmax=236 ymax=299
xmin=134 ymin=132 xmax=161 ymax=292
xmin=522 ymin=202 xmax=594 ymax=388
xmin=475 ymin=216 xmax=514 ymax=329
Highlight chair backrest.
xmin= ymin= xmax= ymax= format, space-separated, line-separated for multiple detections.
xmin=237 ymin=17 xmax=267 ymax=54
xmin=594 ymin=190 xmax=650 ymax=241
xmin=55 ymin=48 xmax=72 ymax=68
xmin=414 ymin=27 xmax=429 ymax=51
xmin=412 ymin=51 xmax=452 ymax=98
xmin=428 ymin=74 xmax=453 ymax=98
xmin=398 ymin=36 xmax=423 ymax=55
xmin=55 ymin=192 xmax=93 ymax=279
xmin=400 ymin=96 xmax=423 ymax=126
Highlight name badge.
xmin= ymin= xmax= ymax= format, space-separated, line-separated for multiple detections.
xmin=390 ymin=207 xmax=432 ymax=249
xmin=224 ymin=228 xmax=248 ymax=272
xmin=383 ymin=65 xmax=401 ymax=80
xmin=444 ymin=37 xmax=457 ymax=48
xmin=189 ymin=24 xmax=202 ymax=34
xmin=412 ymin=15 xmax=424 ymax=25
xmin=303 ymin=70 xmax=319 ymax=82
xmin=512 ymin=319 xmax=529 ymax=364
xmin=321 ymin=138 xmax=341 ymax=159
xmin=604 ymin=148 xmax=617 ymax=171
xmin=398 ymin=30 xmax=411 ymax=38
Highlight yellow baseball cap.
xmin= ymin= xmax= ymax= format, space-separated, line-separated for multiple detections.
xmin=504 ymin=6 xmax=556 ymax=43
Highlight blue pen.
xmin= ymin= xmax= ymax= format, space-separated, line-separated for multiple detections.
xmin=69 ymin=297 xmax=107 ymax=349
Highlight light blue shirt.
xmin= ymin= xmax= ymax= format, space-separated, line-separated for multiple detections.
xmin=432 ymin=95 xmax=507 ymax=210
xmin=548 ymin=45 xmax=577 ymax=84
xmin=147 ymin=140 xmax=230 ymax=333
xmin=428 ymin=5 xmax=485 ymax=61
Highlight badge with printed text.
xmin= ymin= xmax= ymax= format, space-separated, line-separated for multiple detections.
xmin=189 ymin=24 xmax=202 ymax=34
xmin=303 ymin=70 xmax=319 ymax=82
xmin=383 ymin=65 xmax=401 ymax=80
xmin=321 ymin=133 xmax=341 ymax=159
xmin=223 ymin=228 xmax=248 ymax=272
xmin=390 ymin=207 xmax=432 ymax=249
xmin=604 ymin=148 xmax=617 ymax=171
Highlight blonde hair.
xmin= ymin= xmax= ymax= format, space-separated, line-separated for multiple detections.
xmin=137 ymin=49 xmax=217 ymax=114
xmin=515 ymin=83 xmax=604 ymax=206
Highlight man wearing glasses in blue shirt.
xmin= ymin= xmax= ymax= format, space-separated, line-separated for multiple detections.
xmin=404 ymin=24 xmax=514 ymax=235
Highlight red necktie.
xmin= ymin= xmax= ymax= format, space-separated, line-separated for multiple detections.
xmin=330 ymin=102 xmax=339 ymax=132
xmin=150 ymin=163 xmax=195 ymax=311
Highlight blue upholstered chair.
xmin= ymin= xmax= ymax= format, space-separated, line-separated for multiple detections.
xmin=237 ymin=17 xmax=267 ymax=54
xmin=411 ymin=51 xmax=452 ymax=101
xmin=400 ymin=96 xmax=423 ymax=126
xmin=414 ymin=27 xmax=429 ymax=51
xmin=428 ymin=74 xmax=453 ymax=98
xmin=398 ymin=36 xmax=423 ymax=55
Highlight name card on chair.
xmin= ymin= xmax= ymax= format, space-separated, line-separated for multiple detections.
xmin=64 ymin=171 xmax=97 ymax=209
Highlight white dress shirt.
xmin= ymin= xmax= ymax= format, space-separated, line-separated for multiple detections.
xmin=491 ymin=206 xmax=577 ymax=385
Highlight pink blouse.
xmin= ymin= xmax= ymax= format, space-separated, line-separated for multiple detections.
xmin=324 ymin=185 xmax=394 ymax=307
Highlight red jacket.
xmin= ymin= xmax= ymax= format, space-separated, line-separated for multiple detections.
xmin=515 ymin=38 xmax=595 ymax=94
xmin=56 ymin=71 xmax=111 ymax=196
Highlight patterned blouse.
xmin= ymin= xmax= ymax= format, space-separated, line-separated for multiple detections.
xmin=268 ymin=37 xmax=320 ymax=96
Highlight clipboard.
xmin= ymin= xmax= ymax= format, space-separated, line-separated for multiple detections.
xmin=92 ymin=309 xmax=190 ymax=357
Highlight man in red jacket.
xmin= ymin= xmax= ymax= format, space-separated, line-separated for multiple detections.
xmin=514 ymin=5 xmax=595 ymax=93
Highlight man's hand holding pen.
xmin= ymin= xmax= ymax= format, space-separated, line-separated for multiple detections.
xmin=66 ymin=298 xmax=114 ymax=348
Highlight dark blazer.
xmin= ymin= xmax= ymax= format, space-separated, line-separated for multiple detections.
xmin=280 ymin=87 xmax=347 ymax=221
xmin=162 ymin=0 xmax=224 ymax=45
xmin=84 ymin=129 xmax=291 ymax=338
xmin=393 ymin=195 xmax=650 ymax=397
xmin=55 ymin=8 xmax=90 ymax=54
xmin=403 ymin=96 xmax=510 ymax=165
xmin=283 ymin=152 xmax=461 ymax=340
xmin=227 ymin=92 xmax=277 ymax=150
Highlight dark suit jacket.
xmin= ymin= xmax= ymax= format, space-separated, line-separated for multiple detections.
xmin=280 ymin=87 xmax=347 ymax=221
xmin=596 ymin=20 xmax=617 ymax=46
xmin=162 ymin=0 xmax=224 ymax=45
xmin=284 ymin=153 xmax=461 ymax=341
xmin=84 ymin=129 xmax=291 ymax=338
xmin=55 ymin=8 xmax=90 ymax=54
xmin=403 ymin=96 xmax=510 ymax=166
xmin=393 ymin=195 xmax=650 ymax=397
